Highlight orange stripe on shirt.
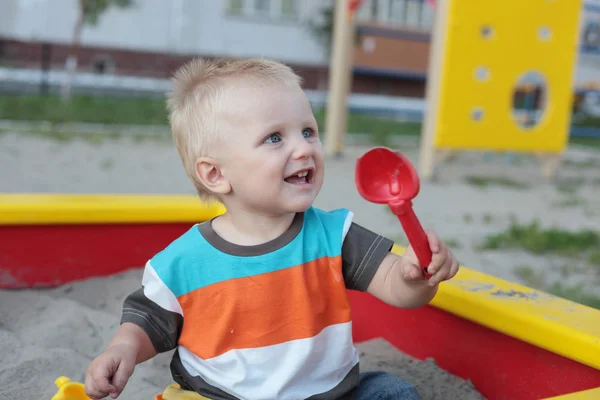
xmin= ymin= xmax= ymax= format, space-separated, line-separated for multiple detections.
xmin=177 ymin=255 xmax=351 ymax=359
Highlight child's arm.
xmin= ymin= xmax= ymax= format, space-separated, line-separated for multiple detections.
xmin=107 ymin=321 xmax=158 ymax=364
xmin=85 ymin=278 xmax=183 ymax=399
xmin=366 ymin=230 xmax=459 ymax=309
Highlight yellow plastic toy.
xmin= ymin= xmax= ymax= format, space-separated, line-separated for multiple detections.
xmin=51 ymin=377 xmax=209 ymax=400
xmin=51 ymin=376 xmax=91 ymax=400
xmin=156 ymin=384 xmax=210 ymax=400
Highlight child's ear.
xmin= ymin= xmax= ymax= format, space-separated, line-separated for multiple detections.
xmin=194 ymin=157 xmax=231 ymax=196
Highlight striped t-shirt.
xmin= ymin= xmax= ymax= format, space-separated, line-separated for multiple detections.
xmin=121 ymin=207 xmax=393 ymax=400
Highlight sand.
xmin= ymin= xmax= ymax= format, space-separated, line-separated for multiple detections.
xmin=356 ymin=339 xmax=485 ymax=400
xmin=0 ymin=269 xmax=177 ymax=400
xmin=0 ymin=268 xmax=485 ymax=400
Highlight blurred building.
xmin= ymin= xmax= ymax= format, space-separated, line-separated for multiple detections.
xmin=0 ymin=0 xmax=435 ymax=98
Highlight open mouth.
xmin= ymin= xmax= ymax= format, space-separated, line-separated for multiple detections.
xmin=284 ymin=169 xmax=314 ymax=185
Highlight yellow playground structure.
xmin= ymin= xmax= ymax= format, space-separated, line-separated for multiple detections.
xmin=418 ymin=0 xmax=583 ymax=179
xmin=324 ymin=0 xmax=584 ymax=178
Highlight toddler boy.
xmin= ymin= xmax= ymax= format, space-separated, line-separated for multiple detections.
xmin=84 ymin=57 xmax=459 ymax=400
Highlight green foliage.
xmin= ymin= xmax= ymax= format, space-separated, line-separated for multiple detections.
xmin=307 ymin=4 xmax=334 ymax=54
xmin=464 ymin=175 xmax=530 ymax=190
xmin=546 ymin=282 xmax=600 ymax=309
xmin=82 ymin=0 xmax=135 ymax=25
xmin=513 ymin=265 xmax=600 ymax=309
xmin=0 ymin=94 xmax=167 ymax=125
xmin=306 ymin=3 xmax=362 ymax=56
xmin=481 ymin=219 xmax=599 ymax=256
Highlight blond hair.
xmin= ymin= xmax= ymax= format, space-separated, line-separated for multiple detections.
xmin=166 ymin=57 xmax=303 ymax=202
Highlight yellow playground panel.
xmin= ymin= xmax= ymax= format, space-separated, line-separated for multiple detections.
xmin=419 ymin=0 xmax=583 ymax=179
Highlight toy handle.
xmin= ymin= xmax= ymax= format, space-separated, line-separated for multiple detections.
xmin=390 ymin=200 xmax=433 ymax=278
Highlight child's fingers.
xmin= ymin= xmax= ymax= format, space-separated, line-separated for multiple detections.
xmin=425 ymin=246 xmax=448 ymax=275
xmin=448 ymin=255 xmax=460 ymax=279
xmin=85 ymin=385 xmax=107 ymax=400
xmin=84 ymin=374 xmax=104 ymax=399
xmin=85 ymin=368 xmax=116 ymax=399
xmin=429 ymin=251 xmax=459 ymax=286
xmin=95 ymin=374 xmax=117 ymax=396
xmin=428 ymin=253 xmax=453 ymax=286
xmin=428 ymin=268 xmax=449 ymax=286
xmin=425 ymin=230 xmax=441 ymax=253
xmin=110 ymin=360 xmax=134 ymax=396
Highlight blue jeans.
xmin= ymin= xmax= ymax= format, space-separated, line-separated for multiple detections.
xmin=354 ymin=371 xmax=421 ymax=400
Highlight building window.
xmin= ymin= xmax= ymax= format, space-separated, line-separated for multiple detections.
xmin=91 ymin=55 xmax=115 ymax=75
xmin=225 ymin=0 xmax=298 ymax=21
xmin=355 ymin=0 xmax=373 ymax=20
xmin=389 ymin=0 xmax=405 ymax=25
xmin=358 ymin=0 xmax=433 ymax=31
xmin=370 ymin=0 xmax=379 ymax=18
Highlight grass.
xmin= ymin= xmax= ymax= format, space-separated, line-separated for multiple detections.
xmin=551 ymin=194 xmax=586 ymax=209
xmin=558 ymin=264 xmax=580 ymax=279
xmin=0 ymin=94 xmax=169 ymax=125
xmin=588 ymin=250 xmax=600 ymax=269
xmin=514 ymin=265 xmax=546 ymax=287
xmin=100 ymin=158 xmax=115 ymax=170
xmin=574 ymin=115 xmax=600 ymax=128
xmin=547 ymin=282 xmax=600 ymax=309
xmin=513 ymin=264 xmax=600 ymax=309
xmin=0 ymin=94 xmax=421 ymax=140
xmin=484 ymin=219 xmax=600 ymax=308
xmin=464 ymin=175 xmax=530 ymax=190
xmin=570 ymin=137 xmax=600 ymax=150
xmin=2 ymin=94 xmax=598 ymax=150
xmin=443 ymin=238 xmax=462 ymax=249
xmin=312 ymin=109 xmax=422 ymax=136
xmin=555 ymin=179 xmax=583 ymax=194
xmin=481 ymin=219 xmax=599 ymax=256
xmin=482 ymin=213 xmax=494 ymax=224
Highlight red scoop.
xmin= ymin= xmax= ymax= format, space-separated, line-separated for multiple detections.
xmin=355 ymin=147 xmax=432 ymax=277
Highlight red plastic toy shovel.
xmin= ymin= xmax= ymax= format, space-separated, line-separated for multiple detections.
xmin=355 ymin=147 xmax=432 ymax=278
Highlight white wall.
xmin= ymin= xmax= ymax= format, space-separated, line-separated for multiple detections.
xmin=0 ymin=0 xmax=329 ymax=66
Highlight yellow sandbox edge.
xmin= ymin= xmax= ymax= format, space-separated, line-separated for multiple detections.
xmin=0 ymin=193 xmax=226 ymax=225
xmin=393 ymin=243 xmax=600 ymax=372
xmin=541 ymin=386 xmax=600 ymax=400
xmin=1 ymin=194 xmax=599 ymax=371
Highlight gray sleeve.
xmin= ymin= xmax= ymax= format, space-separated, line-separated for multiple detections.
xmin=120 ymin=288 xmax=183 ymax=353
xmin=342 ymin=222 xmax=394 ymax=292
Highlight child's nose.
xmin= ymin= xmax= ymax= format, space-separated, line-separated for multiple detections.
xmin=292 ymin=137 xmax=314 ymax=159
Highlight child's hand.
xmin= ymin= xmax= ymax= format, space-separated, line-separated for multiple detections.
xmin=84 ymin=343 xmax=136 ymax=399
xmin=401 ymin=230 xmax=459 ymax=287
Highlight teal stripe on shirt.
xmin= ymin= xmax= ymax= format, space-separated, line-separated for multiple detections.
xmin=150 ymin=207 xmax=351 ymax=298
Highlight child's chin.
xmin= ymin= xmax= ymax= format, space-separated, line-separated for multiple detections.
xmin=286 ymin=199 xmax=315 ymax=213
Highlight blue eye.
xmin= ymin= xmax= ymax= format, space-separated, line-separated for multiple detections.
xmin=264 ymin=133 xmax=281 ymax=144
xmin=302 ymin=128 xmax=313 ymax=138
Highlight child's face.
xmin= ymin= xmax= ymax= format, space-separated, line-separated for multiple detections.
xmin=217 ymin=80 xmax=324 ymax=215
